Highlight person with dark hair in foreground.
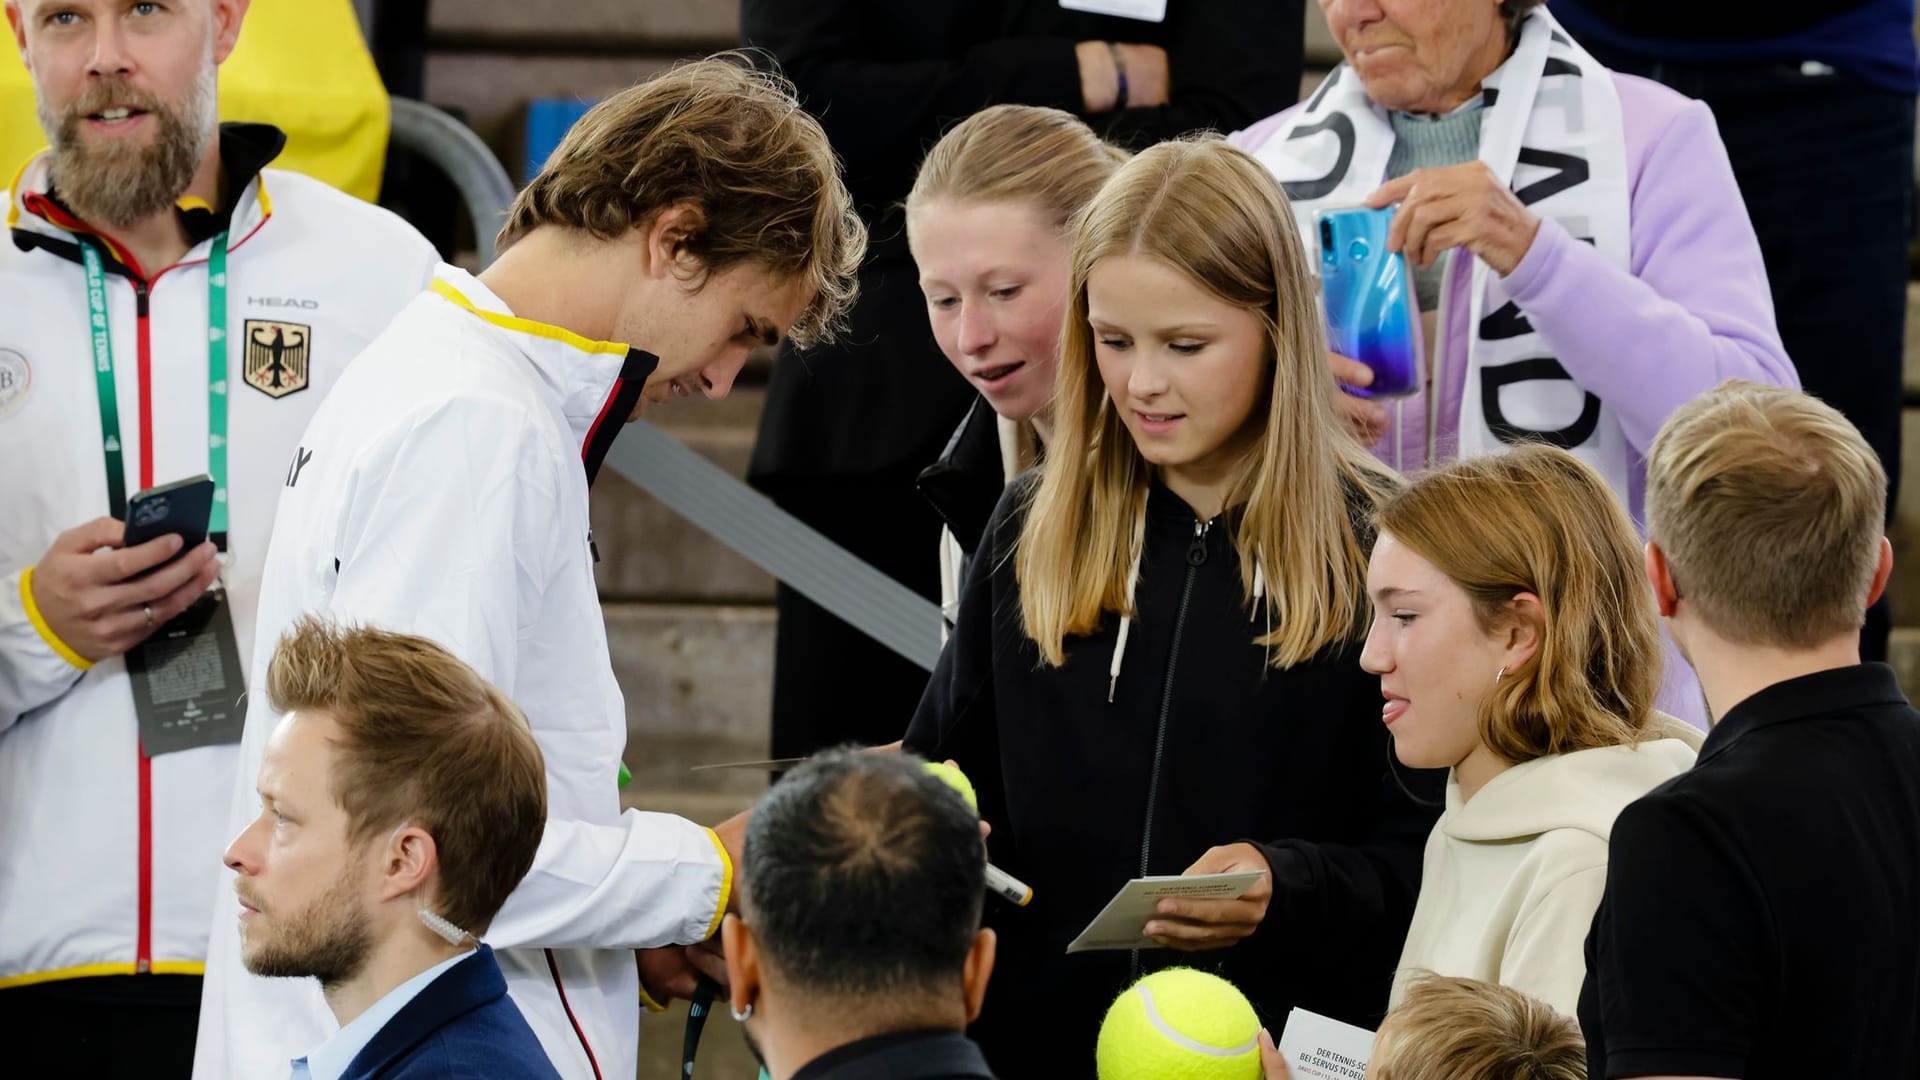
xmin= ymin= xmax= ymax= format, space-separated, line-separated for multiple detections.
xmin=721 ymin=750 xmax=999 ymax=1080
xmin=228 ymin=617 xmax=556 ymax=1079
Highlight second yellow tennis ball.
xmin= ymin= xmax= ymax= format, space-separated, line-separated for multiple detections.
xmin=922 ymin=759 xmax=978 ymax=814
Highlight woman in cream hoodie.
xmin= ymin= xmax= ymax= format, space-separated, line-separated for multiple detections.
xmin=1360 ymin=445 xmax=1701 ymax=1016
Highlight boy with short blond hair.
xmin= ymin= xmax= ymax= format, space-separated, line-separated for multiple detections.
xmin=1580 ymin=380 xmax=1920 ymax=1079
xmin=1370 ymin=975 xmax=1585 ymax=1080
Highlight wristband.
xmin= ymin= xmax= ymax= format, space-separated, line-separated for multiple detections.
xmin=1108 ymin=42 xmax=1129 ymax=111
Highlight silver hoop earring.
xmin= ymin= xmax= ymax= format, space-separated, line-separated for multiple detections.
xmin=1495 ymin=666 xmax=1507 ymax=683
xmin=730 ymin=1001 xmax=753 ymax=1022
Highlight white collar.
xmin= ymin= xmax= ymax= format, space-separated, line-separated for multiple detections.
xmin=5 ymin=150 xmax=274 ymax=271
xmin=425 ymin=265 xmax=638 ymax=449
xmin=293 ymin=950 xmax=472 ymax=1080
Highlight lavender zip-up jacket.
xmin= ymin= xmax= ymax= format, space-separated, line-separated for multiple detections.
xmin=1237 ymin=72 xmax=1795 ymax=727
xmin=1232 ymin=72 xmax=1799 ymax=525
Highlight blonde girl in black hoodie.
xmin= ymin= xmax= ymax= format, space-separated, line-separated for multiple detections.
xmin=905 ymin=137 xmax=1440 ymax=1079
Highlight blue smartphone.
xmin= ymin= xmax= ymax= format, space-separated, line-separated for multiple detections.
xmin=1316 ymin=205 xmax=1423 ymax=399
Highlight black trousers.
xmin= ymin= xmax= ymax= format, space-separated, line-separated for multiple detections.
xmin=759 ymin=459 xmax=948 ymax=759
xmin=2 ymin=974 xmax=201 ymax=1077
xmin=1583 ymin=47 xmax=1915 ymax=659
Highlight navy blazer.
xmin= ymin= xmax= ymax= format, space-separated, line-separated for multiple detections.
xmin=342 ymin=945 xmax=559 ymax=1080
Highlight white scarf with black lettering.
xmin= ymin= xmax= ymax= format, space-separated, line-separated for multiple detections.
xmin=1255 ymin=10 xmax=1631 ymax=496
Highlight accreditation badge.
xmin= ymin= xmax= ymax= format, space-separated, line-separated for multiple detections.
xmin=126 ymin=587 xmax=247 ymax=755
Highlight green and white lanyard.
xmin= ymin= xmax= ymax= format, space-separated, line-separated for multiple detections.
xmin=80 ymin=234 xmax=229 ymax=541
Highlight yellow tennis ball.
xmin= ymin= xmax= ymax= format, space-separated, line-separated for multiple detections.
xmin=922 ymin=760 xmax=978 ymax=814
xmin=1096 ymin=968 xmax=1262 ymax=1080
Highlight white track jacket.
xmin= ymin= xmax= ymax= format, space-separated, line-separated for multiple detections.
xmin=0 ymin=127 xmax=436 ymax=991
xmin=192 ymin=267 xmax=732 ymax=1080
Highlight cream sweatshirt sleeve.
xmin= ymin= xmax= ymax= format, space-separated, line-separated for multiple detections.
xmin=1500 ymin=862 xmax=1610 ymax=1017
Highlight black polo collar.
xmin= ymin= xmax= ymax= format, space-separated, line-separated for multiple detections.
xmin=790 ymin=1028 xmax=995 ymax=1080
xmin=1700 ymin=662 xmax=1908 ymax=766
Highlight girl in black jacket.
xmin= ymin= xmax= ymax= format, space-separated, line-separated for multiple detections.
xmin=904 ymin=138 xmax=1441 ymax=1080
xmin=743 ymin=0 xmax=1305 ymax=761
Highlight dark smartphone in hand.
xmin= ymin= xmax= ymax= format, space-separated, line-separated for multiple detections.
xmin=123 ymin=474 xmax=215 ymax=570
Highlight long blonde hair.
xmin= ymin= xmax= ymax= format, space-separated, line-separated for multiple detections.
xmin=1376 ymin=446 xmax=1660 ymax=762
xmin=1017 ymin=137 xmax=1396 ymax=668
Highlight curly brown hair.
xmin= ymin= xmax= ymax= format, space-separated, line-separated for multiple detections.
xmin=499 ymin=52 xmax=865 ymax=348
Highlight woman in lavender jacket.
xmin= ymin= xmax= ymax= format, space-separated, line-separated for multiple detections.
xmin=1235 ymin=0 xmax=1797 ymax=726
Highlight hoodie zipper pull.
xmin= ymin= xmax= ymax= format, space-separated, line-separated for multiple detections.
xmin=1187 ymin=520 xmax=1210 ymax=567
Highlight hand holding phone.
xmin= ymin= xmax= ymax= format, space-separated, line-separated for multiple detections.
xmin=23 ymin=479 xmax=221 ymax=662
xmin=123 ymin=474 xmax=215 ymax=564
xmin=1317 ymin=206 xmax=1424 ymax=399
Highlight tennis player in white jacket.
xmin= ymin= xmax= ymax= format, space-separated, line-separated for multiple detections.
xmin=192 ymin=56 xmax=865 ymax=1080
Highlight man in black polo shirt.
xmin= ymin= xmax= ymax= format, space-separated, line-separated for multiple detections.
xmin=719 ymin=750 xmax=999 ymax=1080
xmin=1580 ymin=380 xmax=1920 ymax=1079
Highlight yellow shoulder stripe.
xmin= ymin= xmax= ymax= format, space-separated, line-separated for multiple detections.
xmin=428 ymin=279 xmax=628 ymax=357
xmin=5 ymin=153 xmax=39 ymax=231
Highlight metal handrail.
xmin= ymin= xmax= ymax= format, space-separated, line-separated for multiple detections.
xmin=387 ymin=96 xmax=518 ymax=267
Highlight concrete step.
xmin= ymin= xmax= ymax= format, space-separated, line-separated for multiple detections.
xmin=429 ymin=0 xmax=739 ymax=50
xmin=639 ymin=995 xmax=759 ymax=1079
xmin=1892 ymin=405 xmax=1920 ymax=625
xmin=607 ymin=602 xmax=774 ymax=790
xmin=1890 ymin=628 xmax=1920 ymax=702
xmin=424 ymin=54 xmax=678 ymax=163
xmin=1304 ymin=9 xmax=1341 ymax=68
xmin=593 ymin=389 xmax=775 ymax=604
xmin=1905 ymin=282 xmax=1920 ymax=397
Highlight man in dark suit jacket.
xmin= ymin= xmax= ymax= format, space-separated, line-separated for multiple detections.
xmin=721 ymin=751 xmax=999 ymax=1080
xmin=334 ymin=945 xmax=557 ymax=1080
xmin=222 ymin=618 xmax=559 ymax=1079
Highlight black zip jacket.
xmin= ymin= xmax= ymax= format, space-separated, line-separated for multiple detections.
xmin=905 ymin=479 xmax=1441 ymax=1080
xmin=918 ymin=398 xmax=1009 ymax=563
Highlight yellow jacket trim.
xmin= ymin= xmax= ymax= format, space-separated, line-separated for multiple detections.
xmin=702 ymin=826 xmax=734 ymax=942
xmin=5 ymin=152 xmax=35 ymax=230
xmin=427 ymin=279 xmax=629 ymax=357
xmin=19 ymin=566 xmax=91 ymax=671
xmin=0 ymin=959 xmax=205 ymax=989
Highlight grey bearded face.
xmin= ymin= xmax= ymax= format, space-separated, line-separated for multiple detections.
xmin=37 ymin=60 xmax=216 ymax=231
xmin=236 ymin=867 xmax=374 ymax=990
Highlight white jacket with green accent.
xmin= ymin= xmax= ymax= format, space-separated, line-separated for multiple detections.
xmin=0 ymin=147 xmax=436 ymax=991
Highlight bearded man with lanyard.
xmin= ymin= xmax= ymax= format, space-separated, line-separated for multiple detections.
xmin=0 ymin=0 xmax=437 ymax=1074
xmin=1233 ymin=0 xmax=1798 ymax=728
